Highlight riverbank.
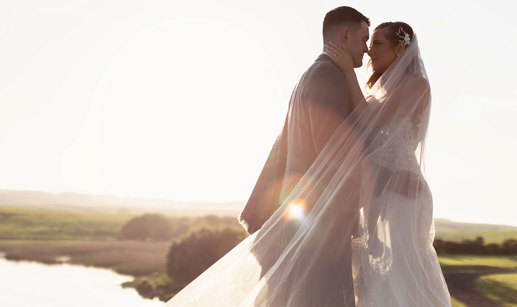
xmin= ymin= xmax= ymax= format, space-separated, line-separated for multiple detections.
xmin=0 ymin=240 xmax=179 ymax=301
xmin=0 ymin=206 xmax=246 ymax=302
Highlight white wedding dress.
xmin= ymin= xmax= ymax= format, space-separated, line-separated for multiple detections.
xmin=352 ymin=113 xmax=451 ymax=306
xmin=164 ymin=36 xmax=451 ymax=307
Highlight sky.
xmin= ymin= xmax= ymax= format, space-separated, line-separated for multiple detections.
xmin=0 ymin=0 xmax=516 ymax=225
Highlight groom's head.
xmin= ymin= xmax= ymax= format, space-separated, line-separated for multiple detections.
xmin=323 ymin=7 xmax=370 ymax=68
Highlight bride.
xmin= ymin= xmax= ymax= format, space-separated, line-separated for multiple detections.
xmin=165 ymin=22 xmax=451 ymax=307
xmin=324 ymin=22 xmax=451 ymax=306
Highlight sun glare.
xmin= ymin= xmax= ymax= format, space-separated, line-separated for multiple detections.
xmin=284 ymin=199 xmax=307 ymax=221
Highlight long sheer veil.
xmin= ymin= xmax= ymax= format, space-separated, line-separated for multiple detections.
xmin=165 ymin=36 xmax=451 ymax=307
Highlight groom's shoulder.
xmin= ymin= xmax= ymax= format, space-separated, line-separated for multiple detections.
xmin=303 ymin=55 xmax=344 ymax=84
xmin=296 ymin=56 xmax=348 ymax=104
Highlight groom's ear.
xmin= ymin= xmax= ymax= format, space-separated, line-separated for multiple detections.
xmin=339 ymin=28 xmax=350 ymax=44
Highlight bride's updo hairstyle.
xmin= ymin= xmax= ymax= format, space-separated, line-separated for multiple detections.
xmin=367 ymin=22 xmax=414 ymax=88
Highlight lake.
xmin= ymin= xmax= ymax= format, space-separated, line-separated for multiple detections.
xmin=0 ymin=252 xmax=163 ymax=307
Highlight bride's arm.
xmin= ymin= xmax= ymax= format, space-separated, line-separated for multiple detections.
xmin=324 ymin=43 xmax=430 ymax=129
xmin=324 ymin=42 xmax=366 ymax=111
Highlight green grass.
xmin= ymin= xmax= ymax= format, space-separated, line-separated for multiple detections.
xmin=439 ymin=255 xmax=517 ymax=271
xmin=0 ymin=206 xmax=133 ymax=240
xmin=0 ymin=206 xmax=243 ymax=241
xmin=450 ymin=296 xmax=466 ymax=307
xmin=438 ymin=255 xmax=517 ymax=306
xmin=474 ymin=274 xmax=517 ymax=306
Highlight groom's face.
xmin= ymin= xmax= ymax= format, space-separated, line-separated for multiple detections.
xmin=344 ymin=21 xmax=370 ymax=68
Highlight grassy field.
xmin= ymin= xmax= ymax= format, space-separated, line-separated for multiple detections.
xmin=474 ymin=274 xmax=517 ymax=306
xmin=0 ymin=206 xmax=133 ymax=240
xmin=439 ymin=255 xmax=517 ymax=306
xmin=0 ymin=206 xmax=242 ymax=241
xmin=438 ymin=255 xmax=517 ymax=271
xmin=450 ymin=297 xmax=466 ymax=307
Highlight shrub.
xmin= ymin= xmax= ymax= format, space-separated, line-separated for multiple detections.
xmin=166 ymin=226 xmax=246 ymax=284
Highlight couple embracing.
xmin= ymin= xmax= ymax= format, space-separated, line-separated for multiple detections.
xmin=166 ymin=6 xmax=451 ymax=307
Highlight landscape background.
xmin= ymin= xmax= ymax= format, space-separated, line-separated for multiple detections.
xmin=1 ymin=189 xmax=516 ymax=306
xmin=1 ymin=0 xmax=516 ymax=306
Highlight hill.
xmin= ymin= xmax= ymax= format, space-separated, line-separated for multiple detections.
xmin=0 ymin=189 xmax=243 ymax=217
xmin=434 ymin=219 xmax=517 ymax=244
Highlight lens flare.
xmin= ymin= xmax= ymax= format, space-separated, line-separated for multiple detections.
xmin=283 ymin=199 xmax=307 ymax=221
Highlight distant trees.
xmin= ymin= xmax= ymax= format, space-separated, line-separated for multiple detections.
xmin=165 ymin=226 xmax=247 ymax=285
xmin=118 ymin=213 xmax=247 ymax=242
xmin=119 ymin=214 xmax=173 ymax=241
xmin=433 ymin=236 xmax=517 ymax=255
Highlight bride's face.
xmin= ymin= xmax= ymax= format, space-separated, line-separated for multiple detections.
xmin=368 ymin=30 xmax=398 ymax=74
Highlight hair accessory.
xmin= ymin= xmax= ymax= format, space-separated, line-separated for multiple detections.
xmin=396 ymin=26 xmax=411 ymax=46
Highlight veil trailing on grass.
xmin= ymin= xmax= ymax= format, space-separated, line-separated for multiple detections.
xmin=165 ymin=36 xmax=451 ymax=307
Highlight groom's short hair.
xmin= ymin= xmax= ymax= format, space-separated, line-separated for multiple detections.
xmin=323 ymin=7 xmax=370 ymax=41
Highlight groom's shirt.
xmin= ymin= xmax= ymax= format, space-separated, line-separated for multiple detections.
xmin=284 ymin=53 xmax=351 ymax=175
xmin=239 ymin=54 xmax=353 ymax=234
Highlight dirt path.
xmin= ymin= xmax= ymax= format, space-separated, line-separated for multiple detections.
xmin=444 ymin=268 xmax=517 ymax=307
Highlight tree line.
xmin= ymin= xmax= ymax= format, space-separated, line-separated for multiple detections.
xmin=433 ymin=236 xmax=517 ymax=255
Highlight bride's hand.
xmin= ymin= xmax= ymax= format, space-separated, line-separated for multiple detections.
xmin=324 ymin=41 xmax=354 ymax=73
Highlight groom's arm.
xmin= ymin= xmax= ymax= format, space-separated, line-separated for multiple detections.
xmin=304 ymin=62 xmax=350 ymax=154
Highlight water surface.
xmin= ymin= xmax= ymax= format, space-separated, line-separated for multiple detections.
xmin=0 ymin=253 xmax=163 ymax=307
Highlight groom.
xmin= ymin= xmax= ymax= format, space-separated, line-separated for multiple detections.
xmin=239 ymin=6 xmax=370 ymax=306
xmin=240 ymin=6 xmax=369 ymax=236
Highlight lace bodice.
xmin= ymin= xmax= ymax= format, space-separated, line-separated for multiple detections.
xmin=368 ymin=113 xmax=426 ymax=172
